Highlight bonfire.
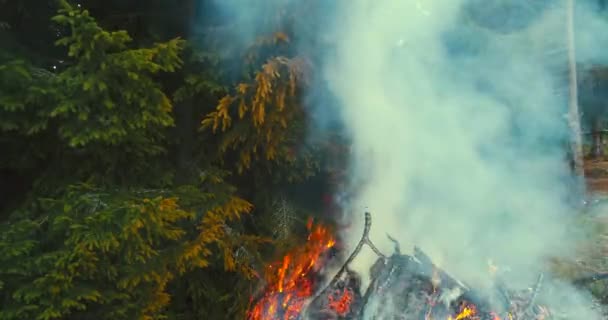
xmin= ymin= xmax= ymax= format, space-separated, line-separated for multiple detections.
xmin=248 ymin=213 xmax=551 ymax=320
xmin=248 ymin=219 xmax=338 ymax=319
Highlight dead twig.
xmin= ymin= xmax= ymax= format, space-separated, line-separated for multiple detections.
xmin=519 ymin=273 xmax=544 ymax=318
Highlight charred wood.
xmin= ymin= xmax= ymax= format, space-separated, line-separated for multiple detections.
xmin=257 ymin=212 xmax=553 ymax=320
xmin=304 ymin=212 xmax=384 ymax=319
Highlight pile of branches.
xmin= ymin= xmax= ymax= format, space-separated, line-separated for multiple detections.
xmin=303 ymin=213 xmax=549 ymax=320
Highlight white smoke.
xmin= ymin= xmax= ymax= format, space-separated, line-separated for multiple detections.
xmin=327 ymin=0 xmax=565 ymax=283
xmin=324 ymin=0 xmax=606 ymax=318
xmin=209 ymin=0 xmax=608 ymax=317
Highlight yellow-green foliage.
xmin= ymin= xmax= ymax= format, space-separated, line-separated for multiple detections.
xmin=202 ymin=31 xmax=313 ymax=174
xmin=0 ymin=182 xmax=260 ymax=320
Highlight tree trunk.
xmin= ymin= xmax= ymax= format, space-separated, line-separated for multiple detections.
xmin=174 ymin=0 xmax=200 ymax=185
xmin=592 ymin=119 xmax=604 ymax=160
xmin=174 ymin=101 xmax=196 ymax=185
xmin=567 ymin=0 xmax=585 ymax=177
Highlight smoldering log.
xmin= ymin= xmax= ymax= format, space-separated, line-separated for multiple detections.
xmin=245 ymin=212 xmax=550 ymax=319
xmin=299 ymin=213 xmax=551 ymax=320
xmin=354 ymin=246 xmax=501 ymax=320
xmin=304 ymin=268 xmax=363 ymax=319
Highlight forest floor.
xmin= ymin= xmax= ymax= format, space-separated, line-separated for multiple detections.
xmin=585 ymin=160 xmax=608 ymax=194
xmin=550 ymin=159 xmax=608 ymax=309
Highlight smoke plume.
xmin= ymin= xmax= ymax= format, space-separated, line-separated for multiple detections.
xmin=211 ymin=0 xmax=608 ymax=317
xmin=325 ymin=0 xmax=606 ymax=317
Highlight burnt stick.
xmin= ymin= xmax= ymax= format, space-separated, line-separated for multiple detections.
xmin=516 ymin=272 xmax=544 ymax=319
xmin=526 ymin=273 xmax=544 ymax=313
xmin=413 ymin=246 xmax=469 ymax=292
xmin=387 ymin=233 xmax=401 ymax=254
xmin=303 ymin=212 xmax=386 ymax=318
xmin=329 ymin=212 xmax=386 ymax=276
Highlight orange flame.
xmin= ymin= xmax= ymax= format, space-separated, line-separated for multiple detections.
xmin=448 ymin=302 xmax=477 ymax=320
xmin=248 ymin=219 xmax=336 ymax=320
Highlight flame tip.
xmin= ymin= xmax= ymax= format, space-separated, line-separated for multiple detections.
xmin=248 ymin=220 xmax=336 ymax=320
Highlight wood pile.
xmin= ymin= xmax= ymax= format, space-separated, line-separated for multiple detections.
xmin=303 ymin=213 xmax=549 ymax=320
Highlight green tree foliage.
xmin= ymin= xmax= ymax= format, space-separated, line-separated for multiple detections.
xmin=6 ymin=4 xmax=182 ymax=142
xmin=50 ymin=4 xmax=183 ymax=148
xmin=0 ymin=2 xmax=186 ymax=187
xmin=0 ymin=1 xmax=339 ymax=319
xmin=0 ymin=181 xmax=259 ymax=320
xmin=0 ymin=60 xmax=55 ymax=134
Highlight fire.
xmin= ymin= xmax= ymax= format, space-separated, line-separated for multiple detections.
xmin=489 ymin=311 xmax=515 ymax=320
xmin=448 ymin=303 xmax=477 ymax=320
xmin=247 ymin=219 xmax=336 ymax=320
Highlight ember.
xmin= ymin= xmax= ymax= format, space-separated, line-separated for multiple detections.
xmin=327 ymin=287 xmax=354 ymax=316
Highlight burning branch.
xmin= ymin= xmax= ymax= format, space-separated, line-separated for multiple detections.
xmin=303 ymin=212 xmax=384 ymax=318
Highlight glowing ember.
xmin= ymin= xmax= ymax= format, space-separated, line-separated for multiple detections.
xmin=247 ymin=219 xmax=336 ymax=320
xmin=327 ymin=288 xmax=354 ymax=316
